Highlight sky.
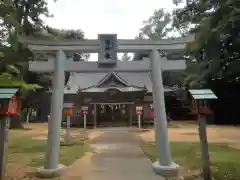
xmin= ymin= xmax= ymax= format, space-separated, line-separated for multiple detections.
xmin=44 ymin=0 xmax=184 ymax=60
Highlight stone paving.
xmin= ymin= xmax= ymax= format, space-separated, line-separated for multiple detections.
xmin=82 ymin=127 xmax=164 ymax=180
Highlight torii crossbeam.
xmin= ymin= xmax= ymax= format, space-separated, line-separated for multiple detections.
xmin=19 ymin=34 xmax=194 ymax=178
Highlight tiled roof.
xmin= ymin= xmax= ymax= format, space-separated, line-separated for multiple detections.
xmin=117 ymin=72 xmax=152 ymax=91
xmin=64 ymin=72 xmax=106 ymax=94
xmin=64 ymin=72 xmax=177 ymax=94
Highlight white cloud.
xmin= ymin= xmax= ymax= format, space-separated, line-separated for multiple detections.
xmin=44 ymin=0 xmax=182 ymax=60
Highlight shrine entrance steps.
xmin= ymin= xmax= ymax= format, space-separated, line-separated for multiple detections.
xmin=82 ymin=127 xmax=163 ymax=180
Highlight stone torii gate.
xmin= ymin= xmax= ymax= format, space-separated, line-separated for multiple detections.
xmin=19 ymin=34 xmax=194 ymax=178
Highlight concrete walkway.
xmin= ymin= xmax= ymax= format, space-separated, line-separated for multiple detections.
xmin=82 ymin=127 xmax=163 ymax=180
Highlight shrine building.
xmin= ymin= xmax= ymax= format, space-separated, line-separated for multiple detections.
xmin=63 ymin=71 xmax=177 ymax=127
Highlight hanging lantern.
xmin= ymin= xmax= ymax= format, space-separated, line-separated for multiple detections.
xmin=0 ymin=96 xmax=18 ymax=115
xmin=7 ymin=96 xmax=18 ymax=115
xmin=149 ymin=104 xmax=154 ymax=118
xmin=63 ymin=103 xmax=74 ymax=116
xmin=0 ymin=88 xmax=19 ymax=115
xmin=81 ymin=105 xmax=89 ymax=115
xmin=63 ymin=107 xmax=73 ymax=116
xmin=151 ymin=111 xmax=155 ymax=117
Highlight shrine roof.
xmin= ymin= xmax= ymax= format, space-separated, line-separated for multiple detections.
xmin=64 ymin=72 xmax=177 ymax=94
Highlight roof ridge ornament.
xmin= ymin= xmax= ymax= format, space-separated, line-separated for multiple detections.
xmin=96 ymin=71 xmax=131 ymax=87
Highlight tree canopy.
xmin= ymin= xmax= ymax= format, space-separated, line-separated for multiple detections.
xmin=172 ymin=0 xmax=240 ymax=124
xmin=0 ymin=0 xmax=88 ymax=91
xmin=133 ymin=9 xmax=187 ymax=87
xmin=173 ymin=0 xmax=240 ymax=86
xmin=133 ymin=1 xmax=240 ymax=123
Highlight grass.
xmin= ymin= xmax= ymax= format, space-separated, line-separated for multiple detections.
xmin=7 ymin=132 xmax=89 ymax=167
xmin=141 ymin=142 xmax=240 ymax=180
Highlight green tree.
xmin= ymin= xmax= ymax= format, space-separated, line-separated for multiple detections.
xmin=140 ymin=9 xmax=172 ymax=39
xmin=1 ymin=0 xmax=88 ymax=90
xmin=20 ymin=26 xmax=88 ymax=124
xmin=0 ymin=0 xmax=58 ymax=128
xmin=134 ymin=9 xmax=187 ymax=87
xmin=172 ymin=0 xmax=240 ymax=86
xmin=0 ymin=0 xmax=58 ymax=89
xmin=1 ymin=0 xmax=89 ymax=127
xmin=133 ymin=9 xmax=173 ymax=61
xmin=172 ymin=0 xmax=240 ymax=126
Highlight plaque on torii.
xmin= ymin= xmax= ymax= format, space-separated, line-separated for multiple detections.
xmin=98 ymin=34 xmax=118 ymax=65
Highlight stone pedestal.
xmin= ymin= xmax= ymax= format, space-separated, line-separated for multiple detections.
xmin=36 ymin=164 xmax=66 ymax=178
xmin=152 ymin=161 xmax=180 ymax=178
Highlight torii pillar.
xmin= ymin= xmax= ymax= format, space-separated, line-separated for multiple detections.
xmin=151 ymin=49 xmax=179 ymax=177
xmin=37 ymin=51 xmax=66 ymax=177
